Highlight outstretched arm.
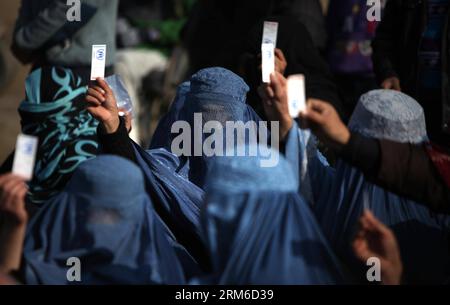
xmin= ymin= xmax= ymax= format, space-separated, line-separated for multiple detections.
xmin=299 ymin=100 xmax=450 ymax=213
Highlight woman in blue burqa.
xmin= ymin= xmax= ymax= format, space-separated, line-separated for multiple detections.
xmin=19 ymin=155 xmax=188 ymax=284
xmin=284 ymin=89 xmax=450 ymax=283
xmin=87 ymin=67 xmax=268 ymax=276
xmin=194 ymin=144 xmax=348 ymax=284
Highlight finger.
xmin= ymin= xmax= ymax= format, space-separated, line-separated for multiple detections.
xmin=0 ymin=178 xmax=24 ymax=202
xmin=87 ymin=88 xmax=106 ymax=102
xmin=364 ymin=210 xmax=392 ymax=236
xmin=261 ymin=82 xmax=275 ymax=99
xmin=269 ymin=72 xmax=286 ymax=97
xmin=91 ymin=85 xmax=106 ymax=95
xmin=0 ymin=173 xmax=18 ymax=186
xmin=85 ymin=95 xmax=102 ymax=107
xmin=96 ymin=78 xmax=113 ymax=96
xmin=307 ymin=99 xmax=328 ymax=114
xmin=277 ymin=71 xmax=287 ymax=87
xmin=275 ymin=48 xmax=286 ymax=63
xmin=302 ymin=108 xmax=325 ymax=125
xmin=352 ymin=238 xmax=372 ymax=261
xmin=381 ymin=81 xmax=392 ymax=90
xmin=5 ymin=182 xmax=27 ymax=205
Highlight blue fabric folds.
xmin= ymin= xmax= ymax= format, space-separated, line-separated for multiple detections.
xmin=131 ymin=145 xmax=207 ymax=275
xmin=197 ymin=146 xmax=348 ymax=284
xmin=285 ymin=90 xmax=450 ymax=283
xmin=131 ymin=68 xmax=269 ymax=274
xmin=21 ymin=155 xmax=187 ymax=285
xmin=149 ymin=68 xmax=265 ymax=186
xmin=150 ymin=81 xmax=191 ymax=151
xmin=180 ymin=67 xmax=265 ymax=188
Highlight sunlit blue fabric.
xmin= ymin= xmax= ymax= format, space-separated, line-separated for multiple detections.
xmin=197 ymin=146 xmax=348 ymax=285
xmin=150 ymin=81 xmax=191 ymax=151
xmin=180 ymin=67 xmax=266 ymax=188
xmin=132 ymin=68 xmax=269 ymax=274
xmin=20 ymin=156 xmax=187 ymax=285
xmin=132 ymin=145 xmax=207 ymax=275
xmin=285 ymin=90 xmax=450 ymax=284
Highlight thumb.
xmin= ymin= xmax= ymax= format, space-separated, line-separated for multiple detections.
xmin=96 ymin=78 xmax=114 ymax=99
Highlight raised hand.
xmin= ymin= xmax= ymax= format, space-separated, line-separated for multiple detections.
xmin=86 ymin=78 xmax=120 ymax=134
xmin=353 ymin=210 xmax=403 ymax=285
xmin=0 ymin=173 xmax=28 ymax=274
xmin=257 ymin=72 xmax=293 ymax=140
xmin=0 ymin=174 xmax=28 ymax=226
xmin=299 ymin=99 xmax=350 ymax=151
xmin=274 ymin=48 xmax=287 ymax=75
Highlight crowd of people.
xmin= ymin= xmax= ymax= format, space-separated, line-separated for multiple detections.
xmin=0 ymin=0 xmax=449 ymax=285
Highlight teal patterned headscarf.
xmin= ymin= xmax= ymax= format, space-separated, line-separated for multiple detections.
xmin=19 ymin=67 xmax=99 ymax=205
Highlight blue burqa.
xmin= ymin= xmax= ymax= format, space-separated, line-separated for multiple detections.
xmin=20 ymin=155 xmax=187 ymax=284
xmin=131 ymin=68 xmax=268 ymax=273
xmin=286 ymin=90 xmax=450 ymax=283
xmin=197 ymin=146 xmax=349 ymax=284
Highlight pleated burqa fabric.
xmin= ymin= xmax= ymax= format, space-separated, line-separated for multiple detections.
xmin=197 ymin=146 xmax=348 ymax=284
xmin=132 ymin=67 xmax=267 ymax=274
xmin=286 ymin=90 xmax=450 ymax=283
xmin=21 ymin=156 xmax=187 ymax=284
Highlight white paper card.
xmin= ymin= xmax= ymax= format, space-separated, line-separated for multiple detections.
xmin=262 ymin=21 xmax=279 ymax=46
xmin=12 ymin=134 xmax=39 ymax=180
xmin=287 ymin=74 xmax=306 ymax=118
xmin=261 ymin=43 xmax=275 ymax=83
xmin=90 ymin=44 xmax=107 ymax=81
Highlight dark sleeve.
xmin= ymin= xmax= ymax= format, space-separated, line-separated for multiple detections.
xmin=371 ymin=0 xmax=401 ymax=84
xmin=340 ymin=132 xmax=450 ymax=214
xmin=376 ymin=139 xmax=450 ymax=214
xmin=97 ymin=117 xmax=137 ymax=164
xmin=339 ymin=132 xmax=381 ymax=175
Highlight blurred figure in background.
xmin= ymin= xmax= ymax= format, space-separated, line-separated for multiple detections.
xmin=0 ymin=22 xmax=7 ymax=91
xmin=327 ymin=0 xmax=385 ymax=118
xmin=0 ymin=67 xmax=99 ymax=206
xmin=241 ymin=16 xmax=343 ymax=120
xmin=3 ymin=1 xmax=120 ymax=205
xmin=372 ymin=0 xmax=450 ymax=152
xmin=115 ymin=0 xmax=196 ymax=145
xmin=290 ymin=0 xmax=327 ymax=53
xmin=183 ymin=0 xmax=325 ymax=75
xmin=11 ymin=0 xmax=118 ymax=81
